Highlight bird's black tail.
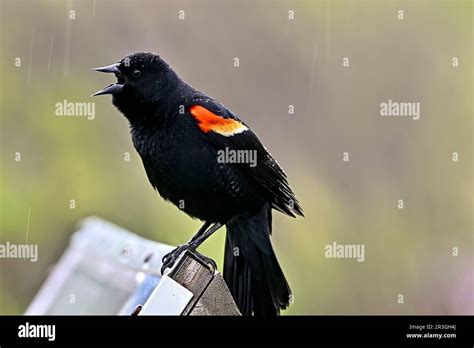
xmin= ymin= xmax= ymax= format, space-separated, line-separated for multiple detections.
xmin=223 ymin=203 xmax=291 ymax=316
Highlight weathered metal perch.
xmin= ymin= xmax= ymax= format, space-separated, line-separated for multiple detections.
xmin=26 ymin=217 xmax=240 ymax=316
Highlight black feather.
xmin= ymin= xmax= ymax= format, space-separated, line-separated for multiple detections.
xmin=224 ymin=204 xmax=291 ymax=316
xmin=189 ymin=96 xmax=304 ymax=218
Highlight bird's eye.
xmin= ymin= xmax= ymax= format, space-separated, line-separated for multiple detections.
xmin=131 ymin=69 xmax=141 ymax=78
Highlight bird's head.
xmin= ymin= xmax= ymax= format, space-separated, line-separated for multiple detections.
xmin=92 ymin=52 xmax=181 ymax=121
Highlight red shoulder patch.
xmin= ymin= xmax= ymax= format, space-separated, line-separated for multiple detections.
xmin=189 ymin=105 xmax=248 ymax=137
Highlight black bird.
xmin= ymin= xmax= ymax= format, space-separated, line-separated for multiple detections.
xmin=92 ymin=52 xmax=303 ymax=316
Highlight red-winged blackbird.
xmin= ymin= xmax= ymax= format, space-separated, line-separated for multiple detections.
xmin=92 ymin=52 xmax=303 ymax=316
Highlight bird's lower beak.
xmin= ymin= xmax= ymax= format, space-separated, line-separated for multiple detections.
xmin=91 ymin=83 xmax=123 ymax=97
xmin=91 ymin=63 xmax=124 ymax=97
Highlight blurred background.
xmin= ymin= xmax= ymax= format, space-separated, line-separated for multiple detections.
xmin=0 ymin=0 xmax=472 ymax=315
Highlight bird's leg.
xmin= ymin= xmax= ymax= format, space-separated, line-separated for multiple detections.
xmin=161 ymin=221 xmax=210 ymax=265
xmin=161 ymin=222 xmax=223 ymax=274
xmin=187 ymin=221 xmax=211 ymax=243
xmin=188 ymin=222 xmax=223 ymax=249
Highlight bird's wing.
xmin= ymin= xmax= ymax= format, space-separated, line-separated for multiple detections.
xmin=187 ymin=97 xmax=303 ymax=217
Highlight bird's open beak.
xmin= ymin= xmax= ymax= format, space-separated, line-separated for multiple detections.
xmin=91 ymin=63 xmax=124 ymax=97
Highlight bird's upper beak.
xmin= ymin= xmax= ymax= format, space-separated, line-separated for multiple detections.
xmin=91 ymin=63 xmax=124 ymax=97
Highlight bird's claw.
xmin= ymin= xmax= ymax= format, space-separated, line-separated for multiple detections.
xmin=161 ymin=244 xmax=191 ymax=274
xmin=160 ymin=244 xmax=218 ymax=275
xmin=209 ymin=260 xmax=218 ymax=272
xmin=200 ymin=255 xmax=218 ymax=272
